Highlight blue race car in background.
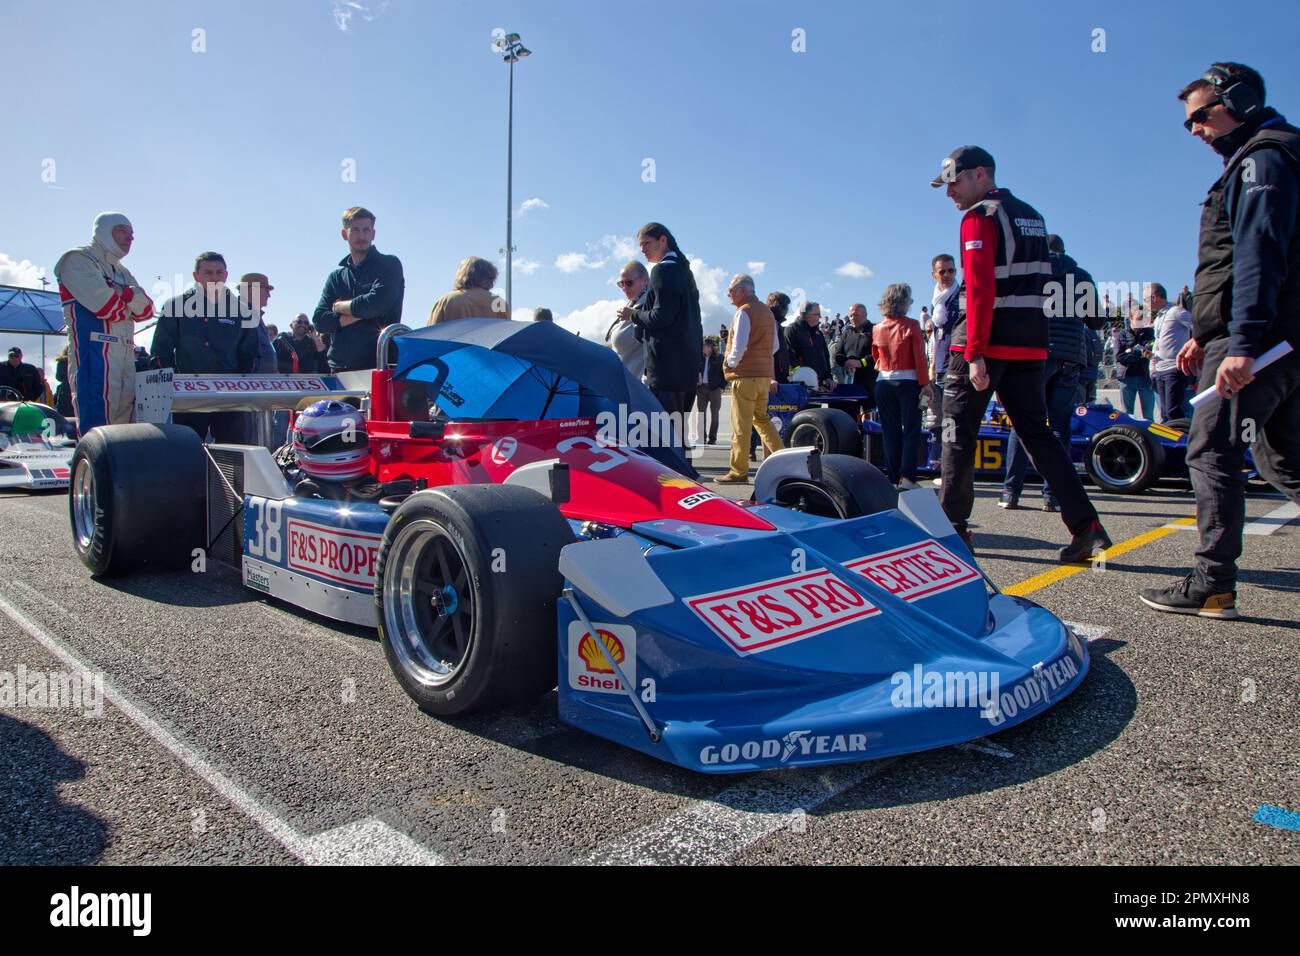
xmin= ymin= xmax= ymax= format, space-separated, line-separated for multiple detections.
xmin=860 ymin=402 xmax=1230 ymax=494
xmin=773 ymin=387 xmax=1249 ymax=494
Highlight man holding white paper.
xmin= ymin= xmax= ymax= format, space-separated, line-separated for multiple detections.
xmin=1140 ymin=62 xmax=1300 ymax=620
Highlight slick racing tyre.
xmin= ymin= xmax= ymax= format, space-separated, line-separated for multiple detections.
xmin=1085 ymin=424 xmax=1166 ymax=494
xmin=376 ymin=484 xmax=575 ymax=715
xmin=774 ymin=454 xmax=898 ymax=519
xmin=69 ymin=424 xmax=206 ymax=576
xmin=786 ymin=407 xmax=863 ymax=457
xmin=1163 ymin=418 xmax=1191 ymax=434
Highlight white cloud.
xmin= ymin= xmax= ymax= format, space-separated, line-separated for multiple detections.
xmin=555 ymin=235 xmax=639 ymax=274
xmin=835 ymin=261 xmax=874 ymax=279
xmin=746 ymin=261 xmax=766 ymax=276
xmin=690 ymin=257 xmax=733 ymax=331
xmin=0 ymin=253 xmax=47 ymax=289
xmin=331 ymin=0 xmax=389 ymax=32
xmin=518 ymin=198 xmax=549 ymax=216
xmin=514 ymin=258 xmax=541 ymax=276
xmin=557 ymin=298 xmax=625 ymax=342
xmin=555 ymin=252 xmax=602 ymax=273
xmin=600 ymin=234 xmax=638 ymax=262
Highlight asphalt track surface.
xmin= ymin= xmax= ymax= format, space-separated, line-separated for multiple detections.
xmin=1 ymin=430 xmax=1296 ymax=866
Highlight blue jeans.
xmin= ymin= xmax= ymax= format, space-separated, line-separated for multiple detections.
xmin=1004 ymin=359 xmax=1080 ymax=499
xmin=1120 ymin=379 xmax=1156 ymax=421
xmin=874 ymin=379 xmax=921 ymax=484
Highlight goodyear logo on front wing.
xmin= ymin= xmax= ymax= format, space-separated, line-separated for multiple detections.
xmin=567 ymin=622 xmax=636 ymax=694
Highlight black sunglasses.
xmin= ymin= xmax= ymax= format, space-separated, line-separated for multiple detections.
xmin=1184 ymin=102 xmax=1220 ymax=132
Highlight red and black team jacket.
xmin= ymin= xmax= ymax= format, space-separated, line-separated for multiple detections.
xmin=950 ymin=188 xmax=1052 ymax=361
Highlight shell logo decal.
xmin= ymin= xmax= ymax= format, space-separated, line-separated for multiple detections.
xmin=577 ymin=629 xmax=625 ymax=674
xmin=567 ymin=622 xmax=637 ymax=695
xmin=656 ymin=474 xmax=698 ymax=490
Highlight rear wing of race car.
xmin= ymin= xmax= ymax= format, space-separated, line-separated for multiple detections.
xmin=134 ymin=368 xmax=370 ymax=447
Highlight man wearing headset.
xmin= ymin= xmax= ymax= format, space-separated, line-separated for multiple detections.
xmin=1140 ymin=63 xmax=1300 ymax=619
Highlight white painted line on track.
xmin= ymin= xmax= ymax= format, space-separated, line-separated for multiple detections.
xmin=585 ymin=760 xmax=896 ymax=866
xmin=7 ymin=579 xmax=73 ymax=615
xmin=1244 ymin=501 xmax=1300 ymax=536
xmin=0 ymin=589 xmax=443 ymax=866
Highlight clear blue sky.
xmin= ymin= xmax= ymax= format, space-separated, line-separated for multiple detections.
xmin=3 ymin=0 xmax=1298 ymax=370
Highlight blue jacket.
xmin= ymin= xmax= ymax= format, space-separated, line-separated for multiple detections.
xmin=151 ymin=287 xmax=262 ymax=374
xmin=312 ymin=247 xmax=405 ymax=371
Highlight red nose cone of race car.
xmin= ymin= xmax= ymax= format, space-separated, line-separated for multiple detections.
xmin=459 ymin=419 xmax=774 ymax=531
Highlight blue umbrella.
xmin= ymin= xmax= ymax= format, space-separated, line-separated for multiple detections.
xmin=393 ymin=318 xmax=697 ymax=476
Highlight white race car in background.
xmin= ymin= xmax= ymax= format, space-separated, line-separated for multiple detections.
xmin=0 ymin=389 xmax=77 ymax=491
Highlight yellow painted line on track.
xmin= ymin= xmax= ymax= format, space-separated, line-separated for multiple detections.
xmin=1003 ymin=516 xmax=1197 ymax=597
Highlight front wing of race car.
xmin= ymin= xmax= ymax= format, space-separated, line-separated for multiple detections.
xmin=556 ymin=495 xmax=1088 ymax=773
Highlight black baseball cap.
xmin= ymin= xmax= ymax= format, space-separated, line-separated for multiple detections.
xmin=930 ymin=145 xmax=996 ymax=187
xmin=7 ymin=347 xmax=21 ymax=358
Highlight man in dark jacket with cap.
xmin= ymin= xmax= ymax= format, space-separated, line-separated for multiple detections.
xmin=1140 ymin=63 xmax=1300 ymax=619
xmin=1 ymin=348 xmax=44 ymax=401
xmin=932 ymin=145 xmax=1111 ymax=562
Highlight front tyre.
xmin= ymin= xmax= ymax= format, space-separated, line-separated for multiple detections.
xmin=375 ymin=484 xmax=575 ymax=715
xmin=774 ymin=454 xmax=898 ymax=518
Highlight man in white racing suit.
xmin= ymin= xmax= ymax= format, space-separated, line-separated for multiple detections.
xmin=53 ymin=212 xmax=155 ymax=430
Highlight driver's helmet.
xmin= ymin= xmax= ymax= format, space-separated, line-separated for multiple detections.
xmin=790 ymin=366 xmax=819 ymax=389
xmin=292 ymin=400 xmax=369 ymax=481
xmin=9 ymin=404 xmax=48 ymax=438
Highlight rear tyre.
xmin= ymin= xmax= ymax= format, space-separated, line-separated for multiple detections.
xmin=69 ymin=424 xmax=207 ymax=576
xmin=1085 ymin=424 xmax=1166 ymax=494
xmin=774 ymin=454 xmax=898 ymax=518
xmin=375 ymin=484 xmax=575 ymax=715
xmin=786 ymin=407 xmax=863 ymax=457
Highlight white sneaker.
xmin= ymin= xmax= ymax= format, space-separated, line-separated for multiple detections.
xmin=930 ymin=477 xmax=942 ymax=488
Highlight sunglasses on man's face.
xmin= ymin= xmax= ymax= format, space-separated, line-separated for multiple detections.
xmin=617 ymin=279 xmax=637 ymax=288
xmin=1184 ymin=102 xmax=1221 ymax=132
xmin=937 ymin=268 xmax=956 ymax=275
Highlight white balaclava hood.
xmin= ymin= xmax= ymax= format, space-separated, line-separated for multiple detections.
xmin=92 ymin=212 xmax=132 ymax=259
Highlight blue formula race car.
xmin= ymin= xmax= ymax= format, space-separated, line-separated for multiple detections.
xmin=861 ymin=402 xmax=1252 ymax=494
xmin=68 ymin=321 xmax=1088 ymax=773
xmin=776 ymin=394 xmax=1247 ymax=495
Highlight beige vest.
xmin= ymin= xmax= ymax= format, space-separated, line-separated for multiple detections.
xmin=726 ymin=298 xmax=775 ymax=381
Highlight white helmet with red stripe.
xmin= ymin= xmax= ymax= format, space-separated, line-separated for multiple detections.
xmin=292 ymin=400 xmax=370 ymax=481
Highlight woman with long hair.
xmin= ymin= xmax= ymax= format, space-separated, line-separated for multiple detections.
xmin=614 ymin=222 xmax=704 ymax=474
